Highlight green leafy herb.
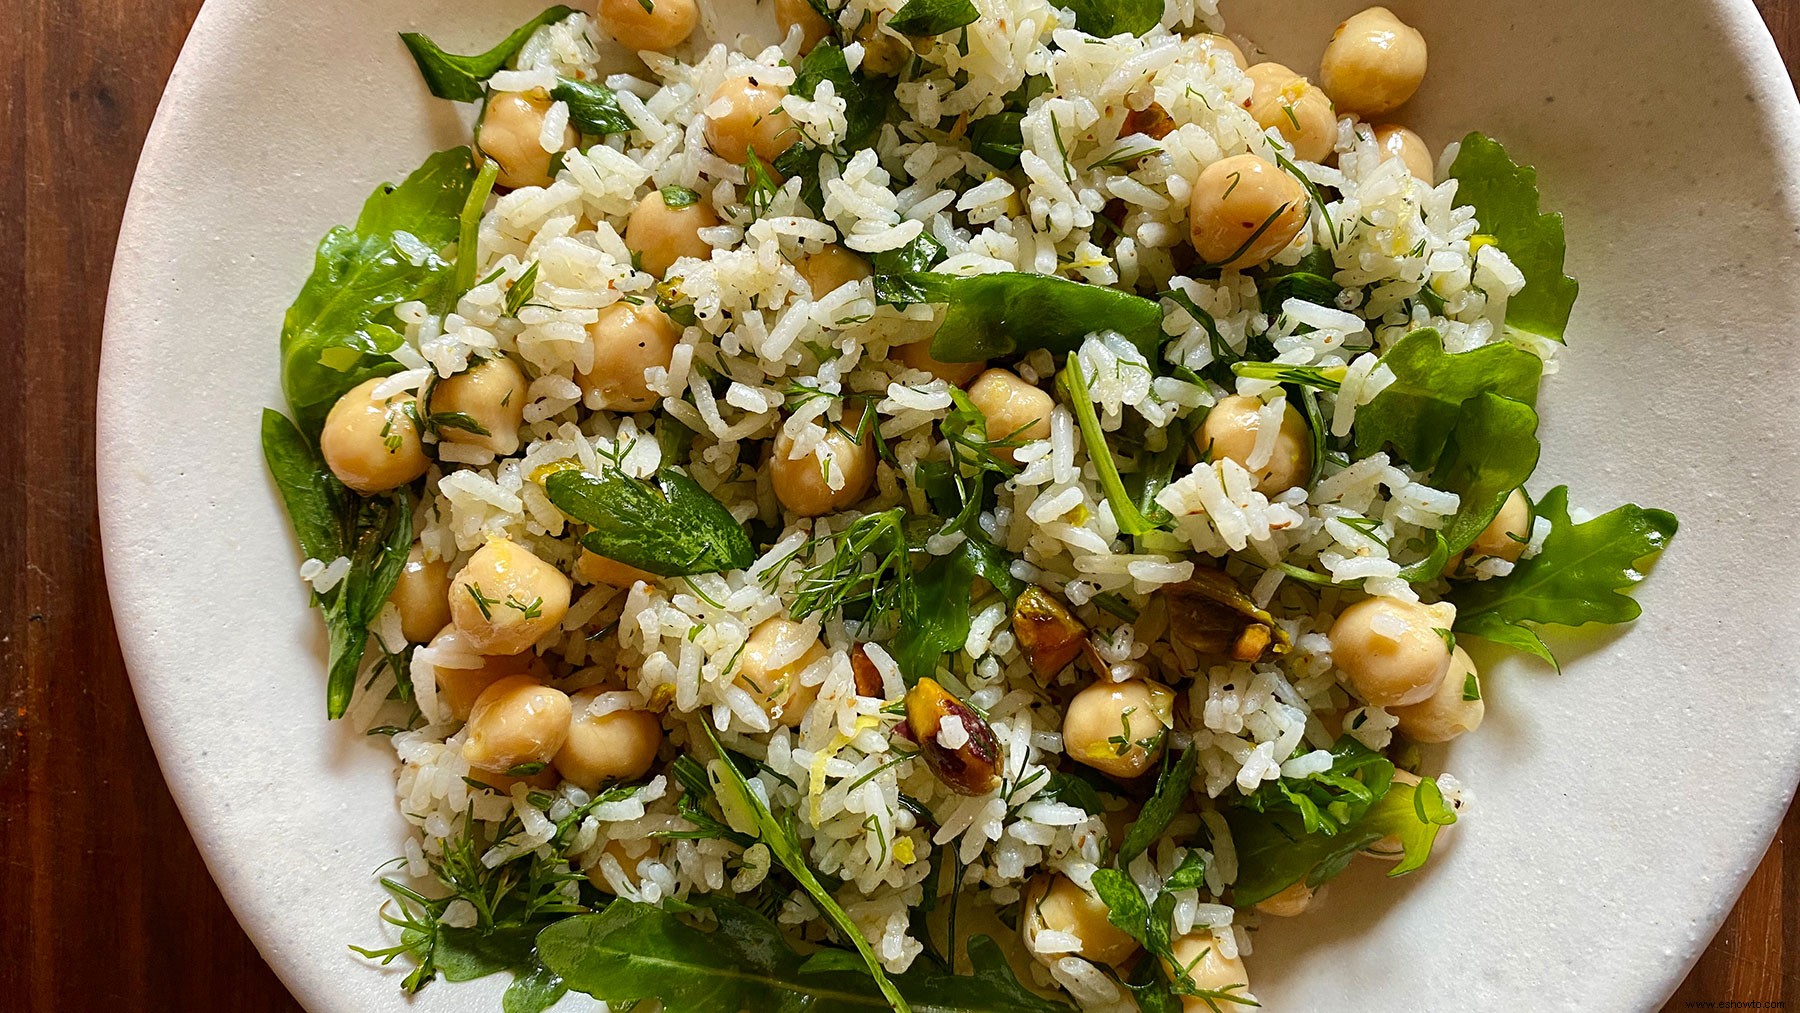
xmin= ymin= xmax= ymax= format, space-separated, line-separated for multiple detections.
xmin=968 ymin=112 xmax=1025 ymax=169
xmin=890 ymin=540 xmax=977 ymax=684
xmin=540 ymin=898 xmax=1069 ymax=1013
xmin=1432 ymin=393 xmax=1540 ymax=555
xmin=1056 ymin=356 xmax=1167 ymax=537
xmin=401 ymin=7 xmax=578 ymax=102
xmin=281 ymin=148 xmax=479 ymax=437
xmin=1236 ymin=737 xmax=1393 ymax=837
xmin=1115 ymin=746 xmax=1197 ymax=866
xmin=1040 ymin=770 xmax=1107 ymax=816
xmin=906 ymin=272 xmax=1164 ymax=364
xmin=550 ymin=78 xmax=635 ymax=135
xmin=261 ymin=409 xmax=414 ymax=718
xmin=1091 ymin=865 xmax=1255 ymax=1011
xmin=1462 ymin=672 xmax=1482 ymax=701
xmin=1229 ymin=361 xmax=1345 ymax=392
xmin=887 ymin=0 xmax=979 ymax=37
xmin=354 ymin=783 xmax=642 ymax=1003
xmin=698 ymin=724 xmax=910 ymax=1011
xmin=1451 ymin=486 xmax=1677 ymax=668
xmin=1256 ymin=246 xmax=1342 ymax=316
xmin=784 ymin=506 xmax=915 ymax=629
xmin=453 ymin=159 xmax=500 ymax=299
xmin=1227 ymin=775 xmax=1455 ymax=905
xmin=1446 ymin=132 xmax=1579 ymax=343
xmin=544 ymin=465 xmax=754 ymax=578
xmin=1352 ymin=327 xmax=1543 ymax=469
xmin=744 ymin=147 xmax=783 ymax=221
xmin=660 ymin=185 xmax=701 ymax=209
xmin=871 ymin=233 xmax=948 ymax=305
xmin=504 ymin=263 xmax=540 ymax=317
xmin=791 ymin=40 xmax=889 ymax=149
xmin=1060 ymin=0 xmax=1164 ymax=39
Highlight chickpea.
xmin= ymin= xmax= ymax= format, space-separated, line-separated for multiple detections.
xmin=555 ymin=689 xmax=664 ymax=790
xmin=1470 ymin=488 xmax=1532 ymax=563
xmin=1328 ymin=596 xmax=1454 ymax=708
xmin=770 ymin=407 xmax=877 ymax=517
xmin=574 ymin=549 xmax=660 ymax=588
xmin=389 ymin=546 xmax=452 ymax=643
xmin=966 ymin=369 xmax=1053 ymax=464
xmin=795 ymin=244 xmax=871 ymax=299
xmin=855 ymin=20 xmax=909 ymax=77
xmin=478 ymin=92 xmax=577 ymax=191
xmin=733 ymin=617 xmax=826 ymax=727
xmin=584 ymin=837 xmax=661 ymax=894
xmin=423 ymin=625 xmax=547 ymax=722
xmin=1392 ymin=646 xmax=1484 ymax=743
xmin=1254 ymin=880 xmax=1317 ymax=917
xmin=1320 ymin=6 xmax=1428 ymax=118
xmin=1194 ymin=394 xmax=1311 ymax=496
xmin=460 ymin=675 xmax=572 ymax=774
xmin=1021 ymin=874 xmax=1140 ymax=968
xmin=578 ymin=301 xmax=682 ymax=412
xmin=704 ymin=75 xmax=798 ymax=166
xmin=598 ymin=0 xmax=698 ymax=52
xmin=775 ymin=0 xmax=833 ymax=53
xmin=1188 ymin=154 xmax=1309 ymax=271
xmin=1196 ymin=33 xmax=1246 ymax=69
xmin=1063 ymin=679 xmax=1174 ymax=779
xmin=429 ymin=356 xmax=528 ymax=456
xmin=448 ymin=537 xmax=573 ymax=656
xmin=1162 ymin=932 xmax=1253 ymax=1011
xmin=625 ymin=188 xmax=719 ymax=279
xmin=1243 ymin=63 xmax=1337 ymax=164
xmin=1372 ymin=124 xmax=1434 ymax=184
xmin=891 ymin=339 xmax=985 ymax=386
xmin=319 ymin=377 xmax=429 ymax=495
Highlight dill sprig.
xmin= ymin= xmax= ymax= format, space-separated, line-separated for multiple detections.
xmin=774 ymin=507 xmax=916 ymax=630
xmin=351 ymin=783 xmax=641 ymax=993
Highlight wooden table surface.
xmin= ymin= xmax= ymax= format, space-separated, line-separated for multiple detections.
xmin=2 ymin=1 xmax=1795 ymax=1009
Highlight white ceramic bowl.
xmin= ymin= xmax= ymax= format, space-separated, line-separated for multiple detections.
xmin=101 ymin=2 xmax=1800 ymax=1010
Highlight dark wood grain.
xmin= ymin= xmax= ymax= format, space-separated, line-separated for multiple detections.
xmin=0 ymin=1 xmax=1791 ymax=1010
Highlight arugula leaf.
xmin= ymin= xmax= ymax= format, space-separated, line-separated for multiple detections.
xmin=545 ymin=466 xmax=754 ymax=578
xmin=887 ymin=0 xmax=979 ymax=37
xmin=1433 ymin=393 xmax=1540 ymax=555
xmin=261 ymin=409 xmax=413 ymax=718
xmin=400 ymin=7 xmax=578 ymax=102
xmin=1227 ymin=776 xmax=1455 ymax=905
xmin=698 ymin=724 xmax=911 ymax=1012
xmin=541 ymin=899 xmax=1068 ymax=1013
xmin=1056 ymin=356 xmax=1167 ymax=537
xmin=550 ymin=78 xmax=635 ymax=135
xmin=1446 ymin=132 xmax=1579 ymax=344
xmin=282 ymin=148 xmax=479 ymax=437
xmin=1116 ymin=746 xmax=1197 ymax=866
xmin=1451 ymin=486 xmax=1677 ymax=667
xmin=968 ymin=112 xmax=1025 ymax=170
xmin=1351 ymin=327 xmax=1543 ymax=469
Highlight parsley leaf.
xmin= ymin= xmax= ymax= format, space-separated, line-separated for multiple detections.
xmin=889 ymin=272 xmax=1164 ymax=363
xmin=1451 ymin=486 xmax=1678 ymax=668
xmin=1352 ymin=327 xmax=1543 ymax=469
xmin=544 ymin=465 xmax=754 ymax=578
xmin=1446 ymin=132 xmax=1580 ymax=344
xmin=1059 ymin=0 xmax=1162 ymax=36
xmin=549 ymin=78 xmax=635 ymax=135
xmin=400 ymin=7 xmax=578 ymax=102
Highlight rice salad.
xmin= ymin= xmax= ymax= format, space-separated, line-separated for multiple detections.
xmin=260 ymin=2 xmax=1679 ymax=1010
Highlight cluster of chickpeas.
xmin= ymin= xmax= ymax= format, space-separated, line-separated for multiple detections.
xmin=1188 ymin=6 xmax=1434 ymax=271
xmin=314 ymin=0 xmax=1497 ymax=988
